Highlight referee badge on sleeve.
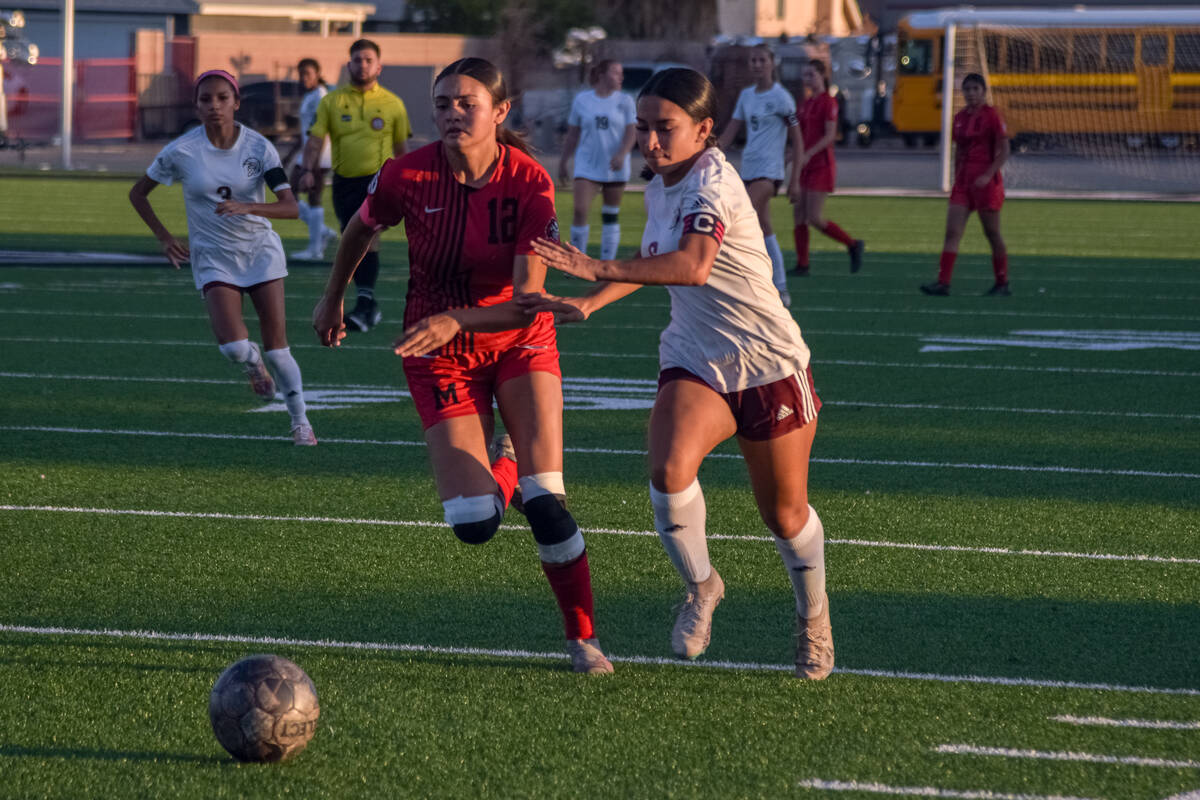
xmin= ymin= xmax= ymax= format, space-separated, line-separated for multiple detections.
xmin=371 ymin=117 xmax=384 ymax=130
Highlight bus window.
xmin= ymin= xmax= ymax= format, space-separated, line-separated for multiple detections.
xmin=1073 ymin=33 xmax=1102 ymax=72
xmin=899 ymin=38 xmax=934 ymax=74
xmin=1041 ymin=39 xmax=1068 ymax=71
xmin=1007 ymin=37 xmax=1035 ymax=72
xmin=1106 ymin=33 xmax=1135 ymax=72
xmin=1141 ymin=34 xmax=1167 ymax=67
xmin=1174 ymin=33 xmax=1200 ymax=70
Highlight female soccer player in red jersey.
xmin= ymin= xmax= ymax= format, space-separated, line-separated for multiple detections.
xmin=921 ymin=73 xmax=1011 ymax=297
xmin=792 ymin=59 xmax=863 ymax=276
xmin=524 ymin=68 xmax=834 ymax=680
xmin=311 ymin=57 xmax=613 ymax=674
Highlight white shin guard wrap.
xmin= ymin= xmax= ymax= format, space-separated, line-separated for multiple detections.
xmin=265 ymin=347 xmax=307 ymax=424
xmin=443 ymin=494 xmax=503 ymax=545
xmin=764 ymin=234 xmax=787 ymax=292
xmin=218 ymin=339 xmax=254 ymax=364
xmin=650 ymin=479 xmax=712 ymax=584
xmin=519 ymin=473 xmax=584 ymax=563
xmin=774 ymin=505 xmax=826 ymax=618
xmin=569 ymin=224 xmax=590 ymax=255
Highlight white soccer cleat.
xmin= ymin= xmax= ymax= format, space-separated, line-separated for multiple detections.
xmin=244 ymin=359 xmax=276 ymax=400
xmin=290 ymin=247 xmax=320 ymax=261
xmin=794 ymin=594 xmax=834 ymax=680
xmin=779 ymin=289 xmax=792 ymax=307
xmin=291 ymin=423 xmax=318 ymax=446
xmin=567 ymin=638 xmax=614 ymax=674
xmin=671 ymin=567 xmax=724 ymax=659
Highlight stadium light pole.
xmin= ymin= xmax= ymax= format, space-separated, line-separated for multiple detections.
xmin=61 ymin=0 xmax=74 ymax=169
xmin=939 ymin=20 xmax=955 ymax=193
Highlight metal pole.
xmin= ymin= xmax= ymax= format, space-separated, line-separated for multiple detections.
xmin=61 ymin=0 xmax=75 ymax=169
xmin=939 ymin=21 xmax=956 ymax=193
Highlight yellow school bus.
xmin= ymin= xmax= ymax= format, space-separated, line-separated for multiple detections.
xmin=893 ymin=7 xmax=1200 ymax=149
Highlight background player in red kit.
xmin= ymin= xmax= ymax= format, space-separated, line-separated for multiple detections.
xmin=792 ymin=59 xmax=864 ymax=276
xmin=312 ymin=57 xmax=613 ymax=675
xmin=921 ymin=73 xmax=1011 ymax=297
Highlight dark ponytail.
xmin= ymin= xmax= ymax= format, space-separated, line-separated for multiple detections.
xmin=636 ymin=67 xmax=719 ymax=179
xmin=807 ymin=58 xmax=828 ymax=90
xmin=434 ymin=57 xmax=533 ymax=155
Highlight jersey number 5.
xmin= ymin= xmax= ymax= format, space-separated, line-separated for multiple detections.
xmin=487 ymin=198 xmax=518 ymax=244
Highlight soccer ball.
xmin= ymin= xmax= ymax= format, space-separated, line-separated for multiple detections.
xmin=208 ymin=654 xmax=320 ymax=762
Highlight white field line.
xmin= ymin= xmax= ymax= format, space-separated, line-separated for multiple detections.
xmin=2 ymin=371 xmax=1196 ymax=421
xmin=4 ymin=425 xmax=1198 ymax=480
xmin=1 ymin=623 xmax=1198 ymax=697
xmin=934 ymin=744 xmax=1200 ymax=769
xmin=1 ymin=303 xmax=1195 ymax=323
xmin=795 ymin=778 xmax=1099 ymax=800
xmin=1050 ymin=715 xmax=1200 ymax=730
xmin=1162 ymin=792 xmax=1200 ymax=800
xmin=4 ymin=504 xmax=1200 ymax=567
xmin=1 ymin=336 xmax=1197 ymax=378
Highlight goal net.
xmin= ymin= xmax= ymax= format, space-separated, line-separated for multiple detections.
xmin=929 ymin=8 xmax=1200 ymax=197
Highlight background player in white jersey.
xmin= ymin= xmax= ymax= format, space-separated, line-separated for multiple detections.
xmin=718 ymin=44 xmax=803 ymax=306
xmin=129 ymin=69 xmax=317 ymax=446
xmin=558 ymin=59 xmax=637 ymax=261
xmin=525 ymin=68 xmax=833 ymax=680
xmin=285 ymin=58 xmax=338 ymax=261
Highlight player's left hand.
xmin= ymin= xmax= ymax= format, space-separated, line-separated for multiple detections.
xmin=974 ymin=174 xmax=992 ymax=188
xmin=608 ymin=155 xmax=623 ymax=172
xmin=786 ymin=181 xmax=802 ymax=204
xmin=514 ymin=292 xmax=587 ymax=324
xmin=393 ymin=312 xmax=461 ymax=358
xmin=531 ymin=237 xmax=599 ymax=282
xmin=216 ymin=200 xmax=253 ymax=216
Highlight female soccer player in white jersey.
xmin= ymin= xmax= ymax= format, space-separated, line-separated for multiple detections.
xmin=718 ymin=44 xmax=803 ymax=306
xmin=129 ymin=69 xmax=317 ymax=446
xmin=525 ymin=68 xmax=834 ymax=679
xmin=559 ymin=59 xmax=637 ymax=261
xmin=287 ymin=58 xmax=339 ymax=261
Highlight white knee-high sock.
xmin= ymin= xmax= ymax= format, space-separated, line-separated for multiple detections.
xmin=265 ymin=347 xmax=308 ymax=426
xmin=305 ymin=204 xmax=324 ymax=252
xmin=570 ymin=224 xmax=590 ymax=256
xmin=218 ymin=338 xmax=257 ymax=366
xmin=600 ymin=205 xmax=621 ymax=260
xmin=764 ymin=233 xmax=786 ymax=292
xmin=774 ymin=505 xmax=826 ymax=618
xmin=650 ymin=479 xmax=712 ymax=584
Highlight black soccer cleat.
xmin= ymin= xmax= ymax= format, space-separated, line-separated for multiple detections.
xmin=920 ymin=281 xmax=951 ymax=296
xmin=794 ymin=264 xmax=811 ymax=277
xmin=344 ymin=297 xmax=382 ymax=332
xmin=983 ymin=282 xmax=1012 ymax=297
xmin=848 ymin=240 xmax=864 ymax=273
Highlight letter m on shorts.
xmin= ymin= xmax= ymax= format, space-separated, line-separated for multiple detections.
xmin=433 ymin=383 xmax=459 ymax=409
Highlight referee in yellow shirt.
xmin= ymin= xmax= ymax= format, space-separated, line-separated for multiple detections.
xmin=299 ymin=38 xmax=411 ymax=332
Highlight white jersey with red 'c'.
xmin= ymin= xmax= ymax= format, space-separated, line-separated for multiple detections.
xmin=640 ymin=147 xmax=811 ymax=392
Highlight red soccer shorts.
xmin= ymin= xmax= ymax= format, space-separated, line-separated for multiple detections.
xmin=800 ymin=162 xmax=836 ymax=193
xmin=404 ymin=345 xmax=562 ymax=430
xmin=950 ymin=170 xmax=1005 ymax=212
xmin=657 ymin=366 xmax=822 ymax=441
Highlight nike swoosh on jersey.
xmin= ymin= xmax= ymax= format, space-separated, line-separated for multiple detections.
xmin=424 ymin=206 xmax=444 ymax=213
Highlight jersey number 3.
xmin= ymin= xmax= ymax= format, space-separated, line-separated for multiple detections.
xmin=487 ymin=198 xmax=518 ymax=244
xmin=216 ymin=186 xmax=232 ymax=201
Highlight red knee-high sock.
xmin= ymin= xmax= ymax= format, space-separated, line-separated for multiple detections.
xmin=992 ymin=247 xmax=1009 ymax=285
xmin=491 ymin=455 xmax=518 ymax=509
xmin=819 ymin=221 xmax=855 ymax=247
xmin=793 ymin=224 xmax=810 ymax=268
xmin=938 ymin=250 xmax=958 ymax=285
xmin=541 ymin=551 xmax=595 ymax=640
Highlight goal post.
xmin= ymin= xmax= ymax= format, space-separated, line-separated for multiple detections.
xmin=906 ymin=6 xmax=1200 ymax=196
